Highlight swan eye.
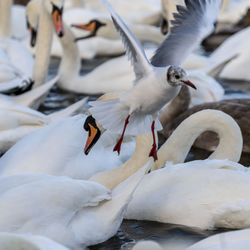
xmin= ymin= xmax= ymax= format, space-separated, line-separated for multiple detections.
xmin=175 ymin=75 xmax=180 ymax=79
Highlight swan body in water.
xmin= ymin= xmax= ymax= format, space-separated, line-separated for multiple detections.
xmin=0 ymin=162 xmax=148 ymax=250
xmin=124 ymin=109 xmax=248 ymax=230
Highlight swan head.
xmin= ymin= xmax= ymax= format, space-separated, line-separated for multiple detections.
xmin=72 ymin=19 xmax=107 ymax=41
xmin=26 ymin=0 xmax=64 ymax=46
xmin=83 ymin=115 xmax=103 ymax=155
xmin=167 ymin=65 xmax=196 ymax=89
xmin=26 ymin=0 xmax=40 ymax=47
xmin=44 ymin=0 xmax=64 ymax=37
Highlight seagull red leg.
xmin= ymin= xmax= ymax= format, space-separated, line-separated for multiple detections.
xmin=113 ymin=115 xmax=130 ymax=155
xmin=149 ymin=120 xmax=158 ymax=161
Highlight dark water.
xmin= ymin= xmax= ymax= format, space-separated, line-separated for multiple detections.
xmin=39 ymin=36 xmax=250 ymax=249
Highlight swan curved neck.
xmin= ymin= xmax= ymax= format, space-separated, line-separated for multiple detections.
xmin=89 ymin=134 xmax=154 ymax=190
xmin=154 ymin=109 xmax=243 ymax=169
xmin=32 ymin=2 xmax=53 ymax=87
xmin=58 ymin=24 xmax=81 ymax=83
xmin=0 ymin=0 xmax=12 ymax=39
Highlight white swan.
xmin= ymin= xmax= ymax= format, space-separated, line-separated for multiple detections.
xmin=210 ymin=27 xmax=250 ymax=80
xmin=187 ymin=229 xmax=250 ymax=250
xmin=124 ymin=109 xmax=248 ymax=230
xmin=0 ymin=162 xmax=148 ymax=250
xmin=0 ymin=0 xmax=34 ymax=87
xmin=0 ymin=0 xmax=28 ymax=40
xmin=26 ymin=1 xmax=163 ymax=59
xmin=0 ymin=233 xmax=70 ymax=250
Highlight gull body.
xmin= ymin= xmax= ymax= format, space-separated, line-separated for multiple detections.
xmin=90 ymin=0 xmax=220 ymax=159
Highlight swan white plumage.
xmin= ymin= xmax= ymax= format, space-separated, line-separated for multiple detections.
xmin=0 ymin=162 xmax=148 ymax=250
xmin=210 ymin=27 xmax=250 ymax=80
xmin=0 ymin=233 xmax=70 ymax=250
xmin=187 ymin=229 xmax=250 ymax=250
xmin=124 ymin=109 xmax=247 ymax=230
xmin=26 ymin=0 xmax=163 ymax=60
xmin=0 ymin=0 xmax=34 ymax=89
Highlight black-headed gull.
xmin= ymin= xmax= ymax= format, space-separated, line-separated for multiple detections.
xmin=89 ymin=0 xmax=221 ymax=161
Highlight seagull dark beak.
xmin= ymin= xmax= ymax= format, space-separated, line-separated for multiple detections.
xmin=52 ymin=5 xmax=64 ymax=37
xmin=181 ymin=80 xmax=197 ymax=90
xmin=83 ymin=115 xmax=101 ymax=155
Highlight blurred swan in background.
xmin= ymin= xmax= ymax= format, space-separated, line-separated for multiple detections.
xmin=26 ymin=0 xmax=164 ymax=59
xmin=0 ymin=232 xmax=70 ymax=250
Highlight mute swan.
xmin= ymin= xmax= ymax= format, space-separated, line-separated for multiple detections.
xmin=0 ymin=233 xmax=70 ymax=250
xmin=0 ymin=162 xmax=148 ymax=250
xmin=0 ymin=96 xmax=87 ymax=153
xmin=209 ymin=27 xmax=250 ymax=80
xmin=124 ymin=109 xmax=247 ymax=230
xmin=187 ymin=229 xmax=250 ymax=250
xmin=0 ymin=0 xmax=28 ymax=40
xmin=161 ymin=98 xmax=250 ymax=154
xmin=0 ymin=0 xmax=34 ymax=89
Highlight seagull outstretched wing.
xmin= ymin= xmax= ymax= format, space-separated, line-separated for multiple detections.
xmin=102 ymin=0 xmax=153 ymax=82
xmin=151 ymin=0 xmax=221 ymax=67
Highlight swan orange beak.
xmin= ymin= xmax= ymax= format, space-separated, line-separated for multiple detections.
xmin=83 ymin=116 xmax=101 ymax=155
xmin=181 ymin=80 xmax=197 ymax=90
xmin=72 ymin=22 xmax=97 ymax=32
xmin=52 ymin=6 xmax=64 ymax=37
xmin=72 ymin=20 xmax=106 ymax=42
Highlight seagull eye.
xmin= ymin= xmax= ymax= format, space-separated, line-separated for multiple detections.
xmin=175 ymin=75 xmax=180 ymax=79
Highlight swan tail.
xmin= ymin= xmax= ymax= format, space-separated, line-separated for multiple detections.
xmin=48 ymin=97 xmax=88 ymax=123
xmin=89 ymin=99 xmax=162 ymax=135
xmin=12 ymin=75 xmax=59 ymax=108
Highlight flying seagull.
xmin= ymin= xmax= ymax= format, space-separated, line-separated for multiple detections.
xmin=88 ymin=0 xmax=221 ymax=161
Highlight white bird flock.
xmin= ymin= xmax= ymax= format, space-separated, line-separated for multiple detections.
xmin=0 ymin=0 xmax=249 ymax=249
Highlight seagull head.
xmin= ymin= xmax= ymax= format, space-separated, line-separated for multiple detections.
xmin=167 ymin=66 xmax=196 ymax=90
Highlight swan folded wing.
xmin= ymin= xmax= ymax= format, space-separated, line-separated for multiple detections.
xmin=102 ymin=0 xmax=152 ymax=83
xmin=151 ymin=0 xmax=221 ymax=67
xmin=0 ymin=176 xmax=111 ymax=229
xmin=0 ymin=104 xmax=49 ymax=126
xmin=89 ymin=99 xmax=162 ymax=135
